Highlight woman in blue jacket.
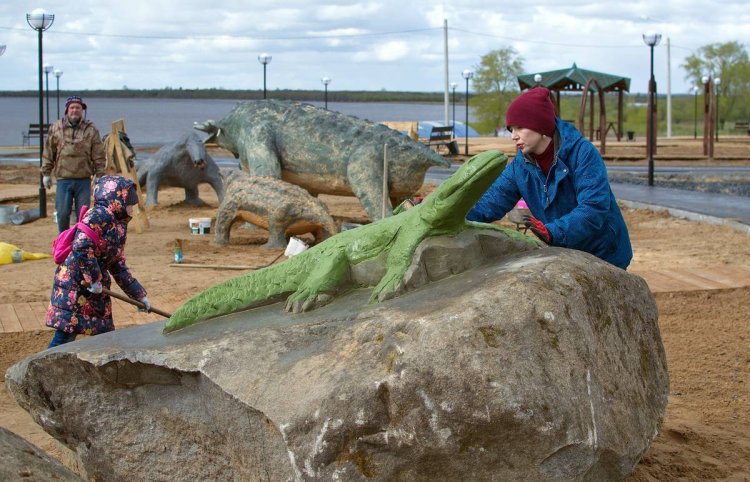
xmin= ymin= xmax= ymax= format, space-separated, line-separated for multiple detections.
xmin=467 ymin=87 xmax=632 ymax=270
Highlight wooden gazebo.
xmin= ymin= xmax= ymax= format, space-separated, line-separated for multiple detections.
xmin=518 ymin=64 xmax=630 ymax=153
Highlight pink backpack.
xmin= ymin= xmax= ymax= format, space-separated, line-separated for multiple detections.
xmin=52 ymin=206 xmax=104 ymax=264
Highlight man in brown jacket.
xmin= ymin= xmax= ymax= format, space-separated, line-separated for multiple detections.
xmin=41 ymin=95 xmax=106 ymax=232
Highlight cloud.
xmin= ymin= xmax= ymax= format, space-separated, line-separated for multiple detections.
xmin=1 ymin=0 xmax=749 ymax=92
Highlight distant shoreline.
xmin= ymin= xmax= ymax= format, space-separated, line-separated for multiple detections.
xmin=0 ymin=89 xmax=460 ymax=104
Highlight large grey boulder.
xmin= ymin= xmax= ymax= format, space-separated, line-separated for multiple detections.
xmin=0 ymin=427 xmax=81 ymax=481
xmin=6 ymin=248 xmax=668 ymax=481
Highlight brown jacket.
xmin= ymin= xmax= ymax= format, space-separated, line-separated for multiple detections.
xmin=41 ymin=118 xmax=106 ymax=179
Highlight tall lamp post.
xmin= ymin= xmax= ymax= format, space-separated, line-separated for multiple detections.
xmin=714 ymin=77 xmax=721 ymax=142
xmin=643 ymin=31 xmax=661 ymax=187
xmin=257 ymin=53 xmax=272 ymax=99
xmin=321 ymin=76 xmax=331 ymax=110
xmin=27 ymin=8 xmax=55 ymax=219
xmin=43 ymin=64 xmax=53 ymax=125
xmin=450 ymin=82 xmax=457 ymax=133
xmin=692 ymin=85 xmax=699 ymax=139
xmin=461 ymin=69 xmax=473 ymax=156
xmin=54 ymin=69 xmax=63 ymax=119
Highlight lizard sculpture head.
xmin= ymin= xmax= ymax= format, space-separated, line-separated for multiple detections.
xmin=419 ymin=150 xmax=508 ymax=229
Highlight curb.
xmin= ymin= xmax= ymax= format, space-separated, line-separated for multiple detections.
xmin=619 ymin=200 xmax=750 ymax=235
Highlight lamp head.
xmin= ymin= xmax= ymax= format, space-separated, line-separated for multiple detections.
xmin=43 ymin=64 xmax=53 ymax=74
xmin=450 ymin=82 xmax=457 ymax=90
xmin=714 ymin=77 xmax=721 ymax=86
xmin=26 ymin=8 xmax=54 ymax=30
xmin=54 ymin=69 xmax=63 ymax=78
xmin=321 ymin=76 xmax=331 ymax=86
xmin=534 ymin=73 xmax=542 ymax=83
xmin=258 ymin=53 xmax=272 ymax=65
xmin=701 ymin=75 xmax=710 ymax=85
xmin=642 ymin=31 xmax=662 ymax=47
xmin=461 ymin=69 xmax=474 ymax=80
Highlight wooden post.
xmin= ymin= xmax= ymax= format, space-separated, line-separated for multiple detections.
xmin=106 ymin=119 xmax=150 ymax=232
xmin=382 ymin=144 xmax=388 ymax=219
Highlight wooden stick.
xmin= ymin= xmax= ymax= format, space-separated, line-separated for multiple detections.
xmin=382 ymin=143 xmax=388 ymax=219
xmin=102 ymin=287 xmax=172 ymax=318
xmin=168 ymin=251 xmax=285 ymax=271
xmin=169 ymin=263 xmax=255 ymax=270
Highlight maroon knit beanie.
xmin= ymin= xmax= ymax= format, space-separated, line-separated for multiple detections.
xmin=505 ymin=87 xmax=556 ymax=136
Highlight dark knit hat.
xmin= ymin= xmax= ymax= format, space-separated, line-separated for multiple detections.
xmin=505 ymin=87 xmax=556 ymax=136
xmin=64 ymin=95 xmax=87 ymax=114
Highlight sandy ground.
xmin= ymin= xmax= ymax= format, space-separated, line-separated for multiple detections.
xmin=1 ymin=147 xmax=749 ymax=479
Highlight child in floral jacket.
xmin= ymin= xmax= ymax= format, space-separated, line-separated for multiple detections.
xmin=46 ymin=175 xmax=149 ymax=348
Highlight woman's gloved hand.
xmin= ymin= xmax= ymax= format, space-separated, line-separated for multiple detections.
xmin=523 ymin=215 xmax=552 ymax=245
xmin=87 ymin=281 xmax=103 ymax=294
xmin=139 ymin=296 xmax=151 ymax=313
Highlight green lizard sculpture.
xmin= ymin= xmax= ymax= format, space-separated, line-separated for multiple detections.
xmin=164 ymin=150 xmax=540 ymax=334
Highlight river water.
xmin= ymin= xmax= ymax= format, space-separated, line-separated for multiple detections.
xmin=1 ymin=97 xmax=472 ymax=147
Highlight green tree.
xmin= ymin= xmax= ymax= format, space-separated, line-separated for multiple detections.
xmin=469 ymin=47 xmax=524 ymax=135
xmin=681 ymin=41 xmax=750 ymax=121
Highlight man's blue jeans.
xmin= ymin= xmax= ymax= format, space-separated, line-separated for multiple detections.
xmin=56 ymin=178 xmax=91 ymax=233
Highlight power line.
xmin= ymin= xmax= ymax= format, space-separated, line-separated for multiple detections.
xmin=0 ymin=25 xmax=440 ymax=41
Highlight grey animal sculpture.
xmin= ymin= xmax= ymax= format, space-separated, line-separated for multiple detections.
xmin=194 ymin=100 xmax=450 ymax=221
xmin=136 ymin=132 xmax=224 ymax=206
xmin=214 ymin=170 xmax=338 ymax=248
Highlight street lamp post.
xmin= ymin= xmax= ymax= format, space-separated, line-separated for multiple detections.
xmin=27 ymin=8 xmax=55 ymax=219
xmin=43 ymin=64 xmax=53 ymax=126
xmin=321 ymin=77 xmax=331 ymax=110
xmin=714 ymin=77 xmax=721 ymax=142
xmin=461 ymin=69 xmax=473 ymax=156
xmin=257 ymin=53 xmax=272 ymax=99
xmin=701 ymin=75 xmax=714 ymax=159
xmin=450 ymin=82 xmax=457 ymax=133
xmin=54 ymin=69 xmax=63 ymax=119
xmin=642 ymin=31 xmax=662 ymax=187
xmin=692 ymin=85 xmax=699 ymax=139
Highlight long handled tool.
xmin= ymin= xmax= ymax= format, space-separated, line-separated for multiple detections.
xmin=83 ymin=282 xmax=172 ymax=318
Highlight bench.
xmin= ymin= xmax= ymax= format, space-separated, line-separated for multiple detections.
xmin=381 ymin=121 xmax=419 ymax=141
xmin=22 ymin=123 xmax=51 ymax=147
xmin=426 ymin=125 xmax=458 ymax=155
xmin=732 ymin=120 xmax=749 ymax=135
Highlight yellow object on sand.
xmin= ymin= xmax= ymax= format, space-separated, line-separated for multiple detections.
xmin=0 ymin=242 xmax=51 ymax=265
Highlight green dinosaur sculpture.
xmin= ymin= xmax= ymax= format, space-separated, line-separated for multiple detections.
xmin=164 ymin=150 xmax=540 ymax=334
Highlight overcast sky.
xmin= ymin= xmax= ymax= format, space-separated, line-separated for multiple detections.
xmin=1 ymin=1 xmax=748 ymax=95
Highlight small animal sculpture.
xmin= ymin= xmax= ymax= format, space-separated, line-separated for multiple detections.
xmin=136 ymin=132 xmax=224 ymax=206
xmin=194 ymin=100 xmax=450 ymax=221
xmin=164 ymin=150 xmax=542 ymax=333
xmin=214 ymin=170 xmax=338 ymax=248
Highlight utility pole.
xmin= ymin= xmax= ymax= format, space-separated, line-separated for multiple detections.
xmin=666 ymin=37 xmax=672 ymax=138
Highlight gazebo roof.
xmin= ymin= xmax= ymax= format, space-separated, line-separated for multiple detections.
xmin=518 ymin=63 xmax=630 ymax=92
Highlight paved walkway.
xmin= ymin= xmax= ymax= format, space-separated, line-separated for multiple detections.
xmin=611 ymin=182 xmax=750 ymax=230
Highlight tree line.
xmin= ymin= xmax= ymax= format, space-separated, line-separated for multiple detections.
xmin=469 ymin=41 xmax=750 ymax=136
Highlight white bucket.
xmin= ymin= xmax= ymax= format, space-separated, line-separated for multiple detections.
xmin=284 ymin=237 xmax=309 ymax=257
xmin=189 ymin=217 xmax=212 ymax=235
xmin=0 ymin=205 xmax=19 ymax=224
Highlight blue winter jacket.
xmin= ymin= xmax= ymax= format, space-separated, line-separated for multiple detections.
xmin=467 ymin=118 xmax=632 ymax=270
